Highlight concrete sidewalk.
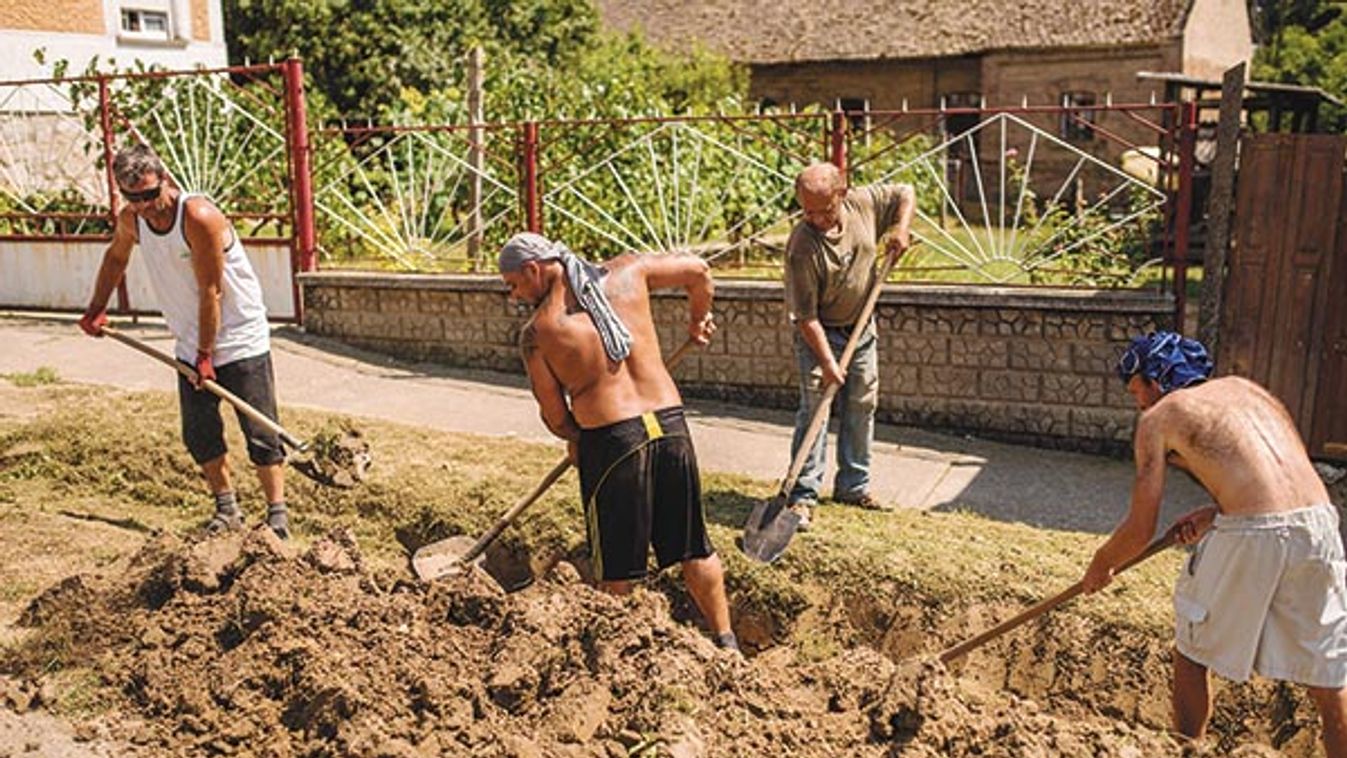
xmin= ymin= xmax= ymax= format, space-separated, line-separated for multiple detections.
xmin=0 ymin=315 xmax=1207 ymax=534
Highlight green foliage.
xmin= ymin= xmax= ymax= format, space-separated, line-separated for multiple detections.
xmin=484 ymin=32 xmax=746 ymax=121
xmin=1022 ymin=185 xmax=1162 ymax=286
xmin=223 ymin=0 xmax=601 ymax=120
xmin=31 ymin=51 xmax=295 ymax=223
xmin=0 ymin=189 xmax=110 ymax=236
xmin=2 ymin=367 xmax=60 ymax=388
xmin=1251 ymin=0 xmax=1347 ymax=127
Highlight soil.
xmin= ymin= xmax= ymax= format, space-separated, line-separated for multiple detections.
xmin=1 ymin=529 xmax=1198 ymax=757
xmin=0 ymin=381 xmax=1334 ymax=757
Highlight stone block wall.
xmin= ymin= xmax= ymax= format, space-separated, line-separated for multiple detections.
xmin=299 ymin=271 xmax=1172 ymax=454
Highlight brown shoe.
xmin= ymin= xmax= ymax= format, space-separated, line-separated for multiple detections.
xmin=836 ymin=491 xmax=885 ymax=510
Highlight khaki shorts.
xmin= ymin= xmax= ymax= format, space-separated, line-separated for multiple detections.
xmin=1174 ymin=504 xmax=1347 ymax=688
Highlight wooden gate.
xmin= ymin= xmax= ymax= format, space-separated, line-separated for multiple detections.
xmin=1219 ymin=133 xmax=1347 ymax=460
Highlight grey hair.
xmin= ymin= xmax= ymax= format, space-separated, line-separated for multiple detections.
xmin=112 ymin=143 xmax=166 ymax=187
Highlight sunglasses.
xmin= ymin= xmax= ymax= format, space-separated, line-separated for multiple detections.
xmin=119 ymin=183 xmax=163 ymax=203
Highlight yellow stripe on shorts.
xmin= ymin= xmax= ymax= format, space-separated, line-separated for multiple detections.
xmin=640 ymin=411 xmax=663 ymax=441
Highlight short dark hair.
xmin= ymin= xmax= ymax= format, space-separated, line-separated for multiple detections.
xmin=112 ymin=143 xmax=166 ymax=188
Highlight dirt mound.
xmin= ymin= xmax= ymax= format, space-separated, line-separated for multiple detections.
xmin=2 ymin=529 xmax=1255 ymax=757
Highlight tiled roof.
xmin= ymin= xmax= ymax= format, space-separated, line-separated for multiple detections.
xmin=596 ymin=0 xmax=1193 ymax=64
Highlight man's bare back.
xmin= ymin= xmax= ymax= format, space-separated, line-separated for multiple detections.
xmin=1142 ymin=376 xmax=1329 ymax=515
xmin=522 ymin=253 xmax=706 ymax=429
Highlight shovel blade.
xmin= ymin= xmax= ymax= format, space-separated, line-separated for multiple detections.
xmin=411 ymin=535 xmax=483 ymax=581
xmin=290 ymin=430 xmax=372 ymax=489
xmin=741 ymin=495 xmax=801 ymax=563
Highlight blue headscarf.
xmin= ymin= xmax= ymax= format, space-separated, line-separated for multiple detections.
xmin=1116 ymin=331 xmax=1213 ymax=394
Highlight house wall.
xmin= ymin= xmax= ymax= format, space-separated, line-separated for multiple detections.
xmin=0 ymin=0 xmax=227 ymax=84
xmin=1181 ymin=0 xmax=1254 ymax=80
xmin=979 ymin=43 xmax=1183 ymax=196
xmin=0 ymin=0 xmax=105 ymax=34
xmin=749 ymin=44 xmax=1184 ymax=212
xmin=750 ymin=56 xmax=981 ymax=111
xmin=298 ymin=272 xmax=1173 ymax=454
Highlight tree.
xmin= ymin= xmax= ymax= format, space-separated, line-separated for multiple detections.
xmin=223 ymin=0 xmax=600 ymax=119
xmin=1250 ymin=0 xmax=1347 ymax=112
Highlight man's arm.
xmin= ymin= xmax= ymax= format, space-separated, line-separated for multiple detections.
xmin=1083 ymin=409 xmax=1167 ymax=592
xmin=798 ymin=318 xmax=845 ymax=386
xmin=782 ymin=239 xmax=844 ymax=386
xmin=884 ymin=184 xmax=916 ymax=263
xmin=80 ymin=209 xmax=139 ymax=333
xmin=644 ymin=252 xmax=715 ymax=343
xmin=183 ymin=197 xmax=230 ymax=363
xmin=520 ymin=320 xmax=580 ymax=446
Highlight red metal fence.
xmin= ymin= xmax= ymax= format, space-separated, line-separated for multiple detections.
xmin=0 ymin=60 xmax=312 ymax=320
xmin=0 ymin=62 xmax=1196 ymax=326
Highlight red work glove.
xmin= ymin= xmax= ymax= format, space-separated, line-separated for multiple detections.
xmin=194 ymin=351 xmax=216 ymax=388
xmin=78 ymin=308 xmax=107 ymax=337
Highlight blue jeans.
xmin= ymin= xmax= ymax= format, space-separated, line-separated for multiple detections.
xmin=788 ymin=321 xmax=879 ymax=504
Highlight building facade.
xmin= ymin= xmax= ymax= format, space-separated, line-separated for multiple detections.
xmin=598 ymin=0 xmax=1253 ymax=194
xmin=1 ymin=0 xmax=227 ymax=83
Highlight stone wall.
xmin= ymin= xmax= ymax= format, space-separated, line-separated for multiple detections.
xmin=298 ymin=271 xmax=1173 ymax=454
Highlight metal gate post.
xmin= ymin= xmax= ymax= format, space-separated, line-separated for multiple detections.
xmin=282 ymin=58 xmax=316 ymax=322
xmin=99 ymin=76 xmax=131 ymax=314
xmin=830 ymin=108 xmax=848 ymax=179
xmin=520 ymin=121 xmax=542 ymax=234
xmin=1172 ymin=100 xmax=1198 ymax=332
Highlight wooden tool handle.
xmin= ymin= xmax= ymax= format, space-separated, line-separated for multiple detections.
xmin=456 ymin=336 xmax=700 ymax=566
xmin=776 ymin=250 xmax=901 ymax=499
xmin=937 ymin=523 xmax=1182 ymax=664
xmin=102 ymin=326 xmax=306 ymax=451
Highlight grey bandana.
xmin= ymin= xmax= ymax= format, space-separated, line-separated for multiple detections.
xmin=499 ymin=232 xmax=632 ymax=363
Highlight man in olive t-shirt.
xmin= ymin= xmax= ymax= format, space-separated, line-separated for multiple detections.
xmin=782 ymin=162 xmax=914 ymax=528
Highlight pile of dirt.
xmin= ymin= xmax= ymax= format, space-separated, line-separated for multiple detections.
xmin=2 ymin=529 xmax=1266 ymax=757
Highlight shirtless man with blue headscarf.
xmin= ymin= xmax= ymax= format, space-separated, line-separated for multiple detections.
xmin=498 ymin=232 xmax=737 ymax=652
xmin=1083 ymin=330 xmax=1347 ymax=754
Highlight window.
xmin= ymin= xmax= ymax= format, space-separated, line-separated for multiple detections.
xmin=838 ymin=97 xmax=868 ymax=131
xmin=941 ymin=92 xmax=982 ymax=153
xmin=121 ymin=9 xmax=170 ymax=37
xmin=1060 ymin=91 xmax=1097 ymax=142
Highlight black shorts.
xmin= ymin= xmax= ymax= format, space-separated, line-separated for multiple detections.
xmin=176 ymin=351 xmax=284 ymax=467
xmin=578 ymin=406 xmax=714 ymax=582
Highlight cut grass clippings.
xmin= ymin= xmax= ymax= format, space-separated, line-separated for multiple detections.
xmin=0 ymin=383 xmax=1183 ymax=661
xmin=3 ymin=366 xmax=59 ymax=387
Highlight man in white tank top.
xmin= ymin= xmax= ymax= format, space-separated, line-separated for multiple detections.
xmin=78 ymin=144 xmax=291 ymax=540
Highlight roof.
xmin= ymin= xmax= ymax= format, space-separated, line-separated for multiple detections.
xmin=1137 ymin=71 xmax=1345 ymax=107
xmin=595 ymin=0 xmax=1194 ymax=65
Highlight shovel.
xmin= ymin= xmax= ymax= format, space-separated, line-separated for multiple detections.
xmin=411 ymin=336 xmax=700 ymax=582
xmin=937 ymin=521 xmax=1183 ymax=664
xmin=100 ymin=325 xmax=369 ymax=488
xmin=741 ymin=246 xmax=905 ymax=563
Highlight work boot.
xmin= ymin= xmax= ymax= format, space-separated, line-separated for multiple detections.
xmin=836 ymin=491 xmax=886 ymax=511
xmin=787 ymin=499 xmax=814 ymax=532
xmin=266 ymin=502 xmax=290 ymax=541
xmin=205 ymin=492 xmax=243 ymax=535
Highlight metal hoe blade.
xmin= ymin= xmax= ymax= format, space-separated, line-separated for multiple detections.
xmin=741 ymin=494 xmax=801 ymax=564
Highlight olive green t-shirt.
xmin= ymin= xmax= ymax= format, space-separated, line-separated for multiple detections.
xmin=784 ymin=184 xmax=906 ymax=327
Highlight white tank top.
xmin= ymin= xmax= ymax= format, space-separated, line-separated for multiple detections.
xmin=136 ymin=193 xmax=270 ymax=365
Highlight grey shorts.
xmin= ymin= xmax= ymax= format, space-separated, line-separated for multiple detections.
xmin=1174 ymin=504 xmax=1347 ymax=688
xmin=176 ymin=351 xmax=284 ymax=467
